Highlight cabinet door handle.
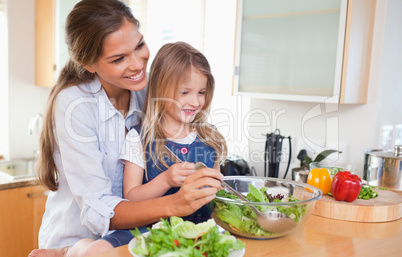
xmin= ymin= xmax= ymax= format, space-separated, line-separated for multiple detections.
xmin=27 ymin=190 xmax=49 ymax=198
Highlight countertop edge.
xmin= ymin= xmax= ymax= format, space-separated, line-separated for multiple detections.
xmin=0 ymin=177 xmax=40 ymax=191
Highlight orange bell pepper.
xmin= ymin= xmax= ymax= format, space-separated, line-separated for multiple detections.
xmin=307 ymin=168 xmax=332 ymax=195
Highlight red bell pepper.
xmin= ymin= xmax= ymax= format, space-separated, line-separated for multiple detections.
xmin=331 ymin=171 xmax=362 ymax=202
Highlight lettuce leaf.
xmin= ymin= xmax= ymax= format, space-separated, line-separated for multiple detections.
xmin=130 ymin=228 xmax=149 ymax=256
xmin=195 ymin=226 xmax=245 ymax=256
xmin=247 ymin=184 xmax=265 ymax=202
xmin=170 ymin=216 xmax=216 ymax=239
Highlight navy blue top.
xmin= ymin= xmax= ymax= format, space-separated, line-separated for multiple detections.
xmin=143 ymin=135 xmax=216 ymax=223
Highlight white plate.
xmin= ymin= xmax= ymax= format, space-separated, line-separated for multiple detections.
xmin=128 ymin=232 xmax=245 ymax=257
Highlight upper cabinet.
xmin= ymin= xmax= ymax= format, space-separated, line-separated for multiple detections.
xmin=35 ymin=0 xmax=78 ymax=87
xmin=35 ymin=0 xmax=55 ymax=87
xmin=233 ymin=0 xmax=376 ymax=104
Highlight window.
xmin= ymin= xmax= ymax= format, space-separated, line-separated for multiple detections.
xmin=127 ymin=0 xmax=206 ymax=71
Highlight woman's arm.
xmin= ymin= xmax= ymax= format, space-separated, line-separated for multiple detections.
xmin=111 ymin=166 xmax=223 ymax=229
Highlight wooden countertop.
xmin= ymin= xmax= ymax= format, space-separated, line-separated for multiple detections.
xmin=89 ymin=214 xmax=402 ymax=257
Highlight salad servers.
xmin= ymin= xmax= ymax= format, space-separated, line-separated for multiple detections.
xmin=195 ymin=162 xmax=297 ymax=234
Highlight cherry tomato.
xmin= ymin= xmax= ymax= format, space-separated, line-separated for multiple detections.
xmin=173 ymin=239 xmax=179 ymax=247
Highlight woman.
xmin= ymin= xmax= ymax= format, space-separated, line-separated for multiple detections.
xmin=30 ymin=1 xmax=222 ymax=256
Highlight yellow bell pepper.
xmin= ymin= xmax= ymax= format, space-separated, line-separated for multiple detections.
xmin=307 ymin=168 xmax=332 ymax=195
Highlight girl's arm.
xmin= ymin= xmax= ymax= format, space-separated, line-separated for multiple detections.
xmin=122 ymin=127 xmax=173 ymax=201
xmin=123 ymin=161 xmax=170 ymax=201
xmin=111 ymin=166 xmax=223 ymax=230
xmin=123 ymin=161 xmax=196 ymax=201
xmin=213 ymin=164 xmax=221 ymax=172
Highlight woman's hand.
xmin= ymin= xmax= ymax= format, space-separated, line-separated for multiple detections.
xmin=164 ymin=162 xmax=196 ymax=187
xmin=111 ymin=166 xmax=223 ymax=230
xmin=169 ymin=166 xmax=223 ymax=217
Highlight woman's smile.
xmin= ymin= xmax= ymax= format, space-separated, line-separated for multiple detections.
xmin=126 ymin=69 xmax=145 ymax=81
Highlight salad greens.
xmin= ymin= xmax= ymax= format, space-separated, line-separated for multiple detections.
xmin=358 ymin=185 xmax=386 ymax=200
xmin=214 ymin=184 xmax=308 ymax=236
xmin=170 ymin=216 xmax=216 ymax=239
xmin=130 ymin=217 xmax=245 ymax=257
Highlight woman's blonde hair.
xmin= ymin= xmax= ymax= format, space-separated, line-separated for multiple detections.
xmin=141 ymin=42 xmax=227 ymax=173
xmin=37 ymin=0 xmax=140 ymax=191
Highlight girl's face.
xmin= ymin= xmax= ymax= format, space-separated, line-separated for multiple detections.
xmin=162 ymin=67 xmax=207 ymax=136
xmin=85 ymin=20 xmax=150 ymax=96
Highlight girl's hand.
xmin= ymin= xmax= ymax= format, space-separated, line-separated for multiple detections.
xmin=164 ymin=162 xmax=196 ymax=187
xmin=169 ymin=166 xmax=223 ymax=216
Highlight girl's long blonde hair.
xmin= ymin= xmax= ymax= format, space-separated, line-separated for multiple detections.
xmin=37 ymin=0 xmax=139 ymax=191
xmin=141 ymin=42 xmax=227 ymax=172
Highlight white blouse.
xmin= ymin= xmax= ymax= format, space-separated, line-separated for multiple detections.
xmin=38 ymin=76 xmax=146 ymax=248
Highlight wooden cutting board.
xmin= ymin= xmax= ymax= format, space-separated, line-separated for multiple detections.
xmin=312 ymin=189 xmax=402 ymax=222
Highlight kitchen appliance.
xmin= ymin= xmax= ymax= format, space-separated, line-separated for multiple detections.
xmin=264 ymin=129 xmax=292 ymax=179
xmin=364 ymin=145 xmax=402 ymax=191
xmin=220 ymin=154 xmax=252 ymax=176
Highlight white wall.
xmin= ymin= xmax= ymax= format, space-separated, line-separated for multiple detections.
xmin=376 ymin=0 xmax=402 ymax=147
xmin=7 ymin=0 xmax=51 ymax=159
xmin=204 ymin=0 xmax=250 ymax=157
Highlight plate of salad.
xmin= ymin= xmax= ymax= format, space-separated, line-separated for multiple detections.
xmin=128 ymin=216 xmax=245 ymax=257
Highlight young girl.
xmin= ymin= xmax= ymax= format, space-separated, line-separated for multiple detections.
xmin=29 ymin=1 xmax=223 ymax=257
xmin=121 ymin=41 xmax=228 ymax=218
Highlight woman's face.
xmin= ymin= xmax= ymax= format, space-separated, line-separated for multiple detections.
xmin=162 ymin=67 xmax=207 ymax=136
xmin=86 ymin=20 xmax=150 ymax=95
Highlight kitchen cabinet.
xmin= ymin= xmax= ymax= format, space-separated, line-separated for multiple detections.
xmin=34 ymin=0 xmax=78 ymax=87
xmin=233 ymin=0 xmax=376 ymax=103
xmin=0 ymin=185 xmax=48 ymax=257
xmin=35 ymin=0 xmax=55 ymax=87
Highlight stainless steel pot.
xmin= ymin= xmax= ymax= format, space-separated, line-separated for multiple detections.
xmin=291 ymin=167 xmax=309 ymax=183
xmin=364 ymin=145 xmax=402 ymax=191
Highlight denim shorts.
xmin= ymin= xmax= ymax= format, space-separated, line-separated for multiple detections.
xmin=101 ymin=226 xmax=149 ymax=248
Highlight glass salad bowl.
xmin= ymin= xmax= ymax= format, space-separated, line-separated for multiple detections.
xmin=211 ymin=176 xmax=322 ymax=239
